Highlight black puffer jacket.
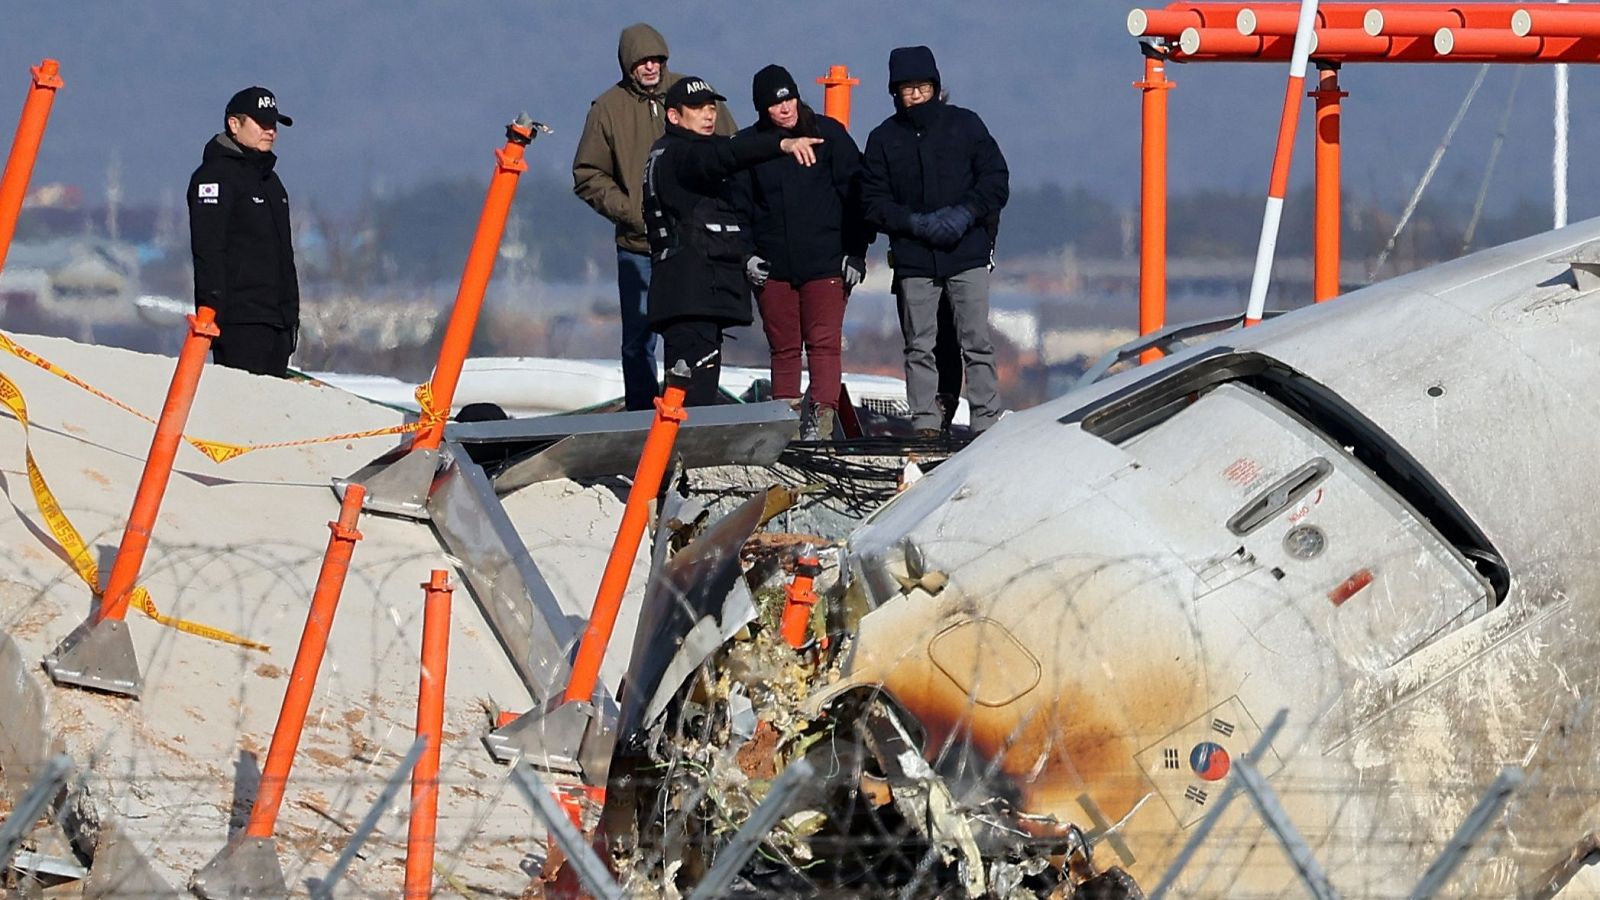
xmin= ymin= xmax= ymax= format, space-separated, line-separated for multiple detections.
xmin=734 ymin=111 xmax=870 ymax=284
xmin=861 ymin=46 xmax=1009 ymax=279
xmin=644 ymin=123 xmax=785 ymax=327
xmin=187 ymin=135 xmax=299 ymax=327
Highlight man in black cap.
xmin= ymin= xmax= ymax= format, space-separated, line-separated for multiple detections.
xmin=187 ymin=86 xmax=300 ymax=377
xmin=642 ymin=76 xmax=823 ymax=406
xmin=862 ymin=46 xmax=1009 ymax=436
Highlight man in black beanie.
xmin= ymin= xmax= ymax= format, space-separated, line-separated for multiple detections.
xmin=735 ymin=64 xmax=870 ymax=439
xmin=642 ymin=76 xmax=824 ymax=406
xmin=188 ymin=86 xmax=300 ymax=377
xmin=861 ymin=46 xmax=1009 ymax=435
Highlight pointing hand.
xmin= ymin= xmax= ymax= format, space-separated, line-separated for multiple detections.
xmin=779 ymin=136 xmax=825 ymax=167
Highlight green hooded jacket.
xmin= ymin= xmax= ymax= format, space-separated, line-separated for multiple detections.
xmin=572 ymin=23 xmax=735 ymax=254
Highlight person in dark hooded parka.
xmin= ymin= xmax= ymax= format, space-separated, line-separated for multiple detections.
xmin=734 ymin=64 xmax=871 ymax=439
xmin=861 ymin=45 xmax=1009 ymax=435
xmin=572 ymin=23 xmax=736 ymax=410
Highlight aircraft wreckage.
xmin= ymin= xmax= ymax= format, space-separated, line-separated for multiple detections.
xmin=5 ymin=220 xmax=1600 ymax=900
xmin=580 ymin=220 xmax=1600 ymax=898
xmin=9 ymin=225 xmax=1600 ymax=898
xmin=5 ymin=91 xmax=1600 ymax=900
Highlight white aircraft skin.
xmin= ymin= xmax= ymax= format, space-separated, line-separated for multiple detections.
xmin=824 ymin=220 xmax=1600 ymax=896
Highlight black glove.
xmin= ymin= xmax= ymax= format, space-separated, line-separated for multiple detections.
xmin=907 ymin=212 xmax=938 ymax=242
xmin=926 ymin=205 xmax=975 ymax=246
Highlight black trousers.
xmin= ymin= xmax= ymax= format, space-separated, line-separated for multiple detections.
xmin=658 ymin=318 xmax=724 ymax=407
xmin=212 ymin=322 xmax=294 ymax=377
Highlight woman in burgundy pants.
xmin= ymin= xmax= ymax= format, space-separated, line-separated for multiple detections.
xmin=735 ymin=65 xmax=871 ymax=439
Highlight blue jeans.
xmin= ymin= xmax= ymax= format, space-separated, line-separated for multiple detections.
xmin=617 ymin=248 xmax=659 ymax=410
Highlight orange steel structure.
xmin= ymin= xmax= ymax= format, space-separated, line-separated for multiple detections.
xmin=244 ymin=485 xmax=367 ymax=840
xmin=1137 ymin=52 xmax=1173 ymax=363
xmin=780 ymin=551 xmax=823 ymax=648
xmin=818 ymin=65 xmax=859 ymax=129
xmin=99 ymin=307 xmax=221 ymax=623
xmin=562 ymin=366 xmax=691 ymax=706
xmin=405 ymin=570 xmax=454 ymax=898
xmin=1131 ymin=2 xmax=1600 ymax=344
xmin=1312 ymin=65 xmax=1346 ymax=302
xmin=0 ymin=59 xmax=62 ymax=278
xmin=411 ymin=117 xmax=537 ymax=450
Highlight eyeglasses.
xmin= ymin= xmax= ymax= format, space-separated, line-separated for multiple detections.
xmin=897 ymin=81 xmax=935 ymax=98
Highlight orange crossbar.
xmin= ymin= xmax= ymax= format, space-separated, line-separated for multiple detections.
xmin=1515 ymin=7 xmax=1600 ymax=39
xmin=244 ymin=485 xmax=367 ymax=839
xmin=1177 ymin=27 xmax=1593 ymax=62
xmin=1179 ymin=28 xmax=1293 ymax=56
xmin=1131 ymin=4 xmax=1257 ymax=36
xmin=1437 ymin=29 xmax=1600 ymax=60
xmin=1237 ymin=6 xmax=1369 ymax=33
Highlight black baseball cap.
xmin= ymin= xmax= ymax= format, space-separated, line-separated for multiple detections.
xmin=664 ymin=76 xmax=726 ymax=109
xmin=225 ymin=87 xmax=293 ymax=128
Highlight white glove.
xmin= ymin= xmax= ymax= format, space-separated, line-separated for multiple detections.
xmin=842 ymin=256 xmax=866 ymax=289
xmin=745 ymin=255 xmax=771 ymax=287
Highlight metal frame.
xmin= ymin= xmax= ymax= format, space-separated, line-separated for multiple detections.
xmin=341 ymin=402 xmax=798 ymax=778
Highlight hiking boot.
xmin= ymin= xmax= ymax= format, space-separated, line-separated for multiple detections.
xmin=812 ymin=406 xmax=837 ymax=441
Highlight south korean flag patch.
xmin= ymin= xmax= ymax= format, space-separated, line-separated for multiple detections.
xmin=197 ymin=183 xmax=219 ymax=198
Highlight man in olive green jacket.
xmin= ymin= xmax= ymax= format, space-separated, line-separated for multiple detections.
xmin=574 ymin=22 xmax=735 ymax=410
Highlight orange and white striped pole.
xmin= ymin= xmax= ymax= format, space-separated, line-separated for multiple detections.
xmin=1244 ymin=0 xmax=1319 ymax=327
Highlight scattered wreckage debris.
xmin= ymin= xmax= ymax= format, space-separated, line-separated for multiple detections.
xmin=571 ymin=467 xmax=1145 ymax=898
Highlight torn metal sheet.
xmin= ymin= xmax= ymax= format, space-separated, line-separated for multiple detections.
xmin=338 ymin=444 xmax=441 ymax=518
xmin=615 ymin=488 xmax=772 ymax=741
xmin=8 ymin=850 xmax=88 ymax=886
xmin=461 ymin=401 xmax=798 ymax=491
xmin=428 ymin=444 xmax=582 ymax=706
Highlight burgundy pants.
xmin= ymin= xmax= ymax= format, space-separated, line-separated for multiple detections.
xmin=756 ymin=277 xmax=846 ymax=410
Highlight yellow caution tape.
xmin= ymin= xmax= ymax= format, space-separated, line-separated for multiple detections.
xmin=0 ymin=330 xmax=440 ymax=463
xmin=0 ymin=371 xmax=268 ymax=650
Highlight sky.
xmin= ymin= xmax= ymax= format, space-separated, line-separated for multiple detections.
xmin=2 ymin=1 xmax=1598 ymax=223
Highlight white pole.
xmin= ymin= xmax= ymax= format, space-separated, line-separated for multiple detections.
xmin=1555 ymin=0 xmax=1570 ymax=228
xmin=1245 ymin=0 xmax=1320 ymax=325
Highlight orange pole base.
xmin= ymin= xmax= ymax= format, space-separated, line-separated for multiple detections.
xmin=99 ymin=307 xmax=220 ymax=622
xmin=245 ymin=485 xmax=367 ymax=839
xmin=563 ymin=375 xmax=690 ymax=705
xmin=405 ymin=570 xmax=454 ymax=899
